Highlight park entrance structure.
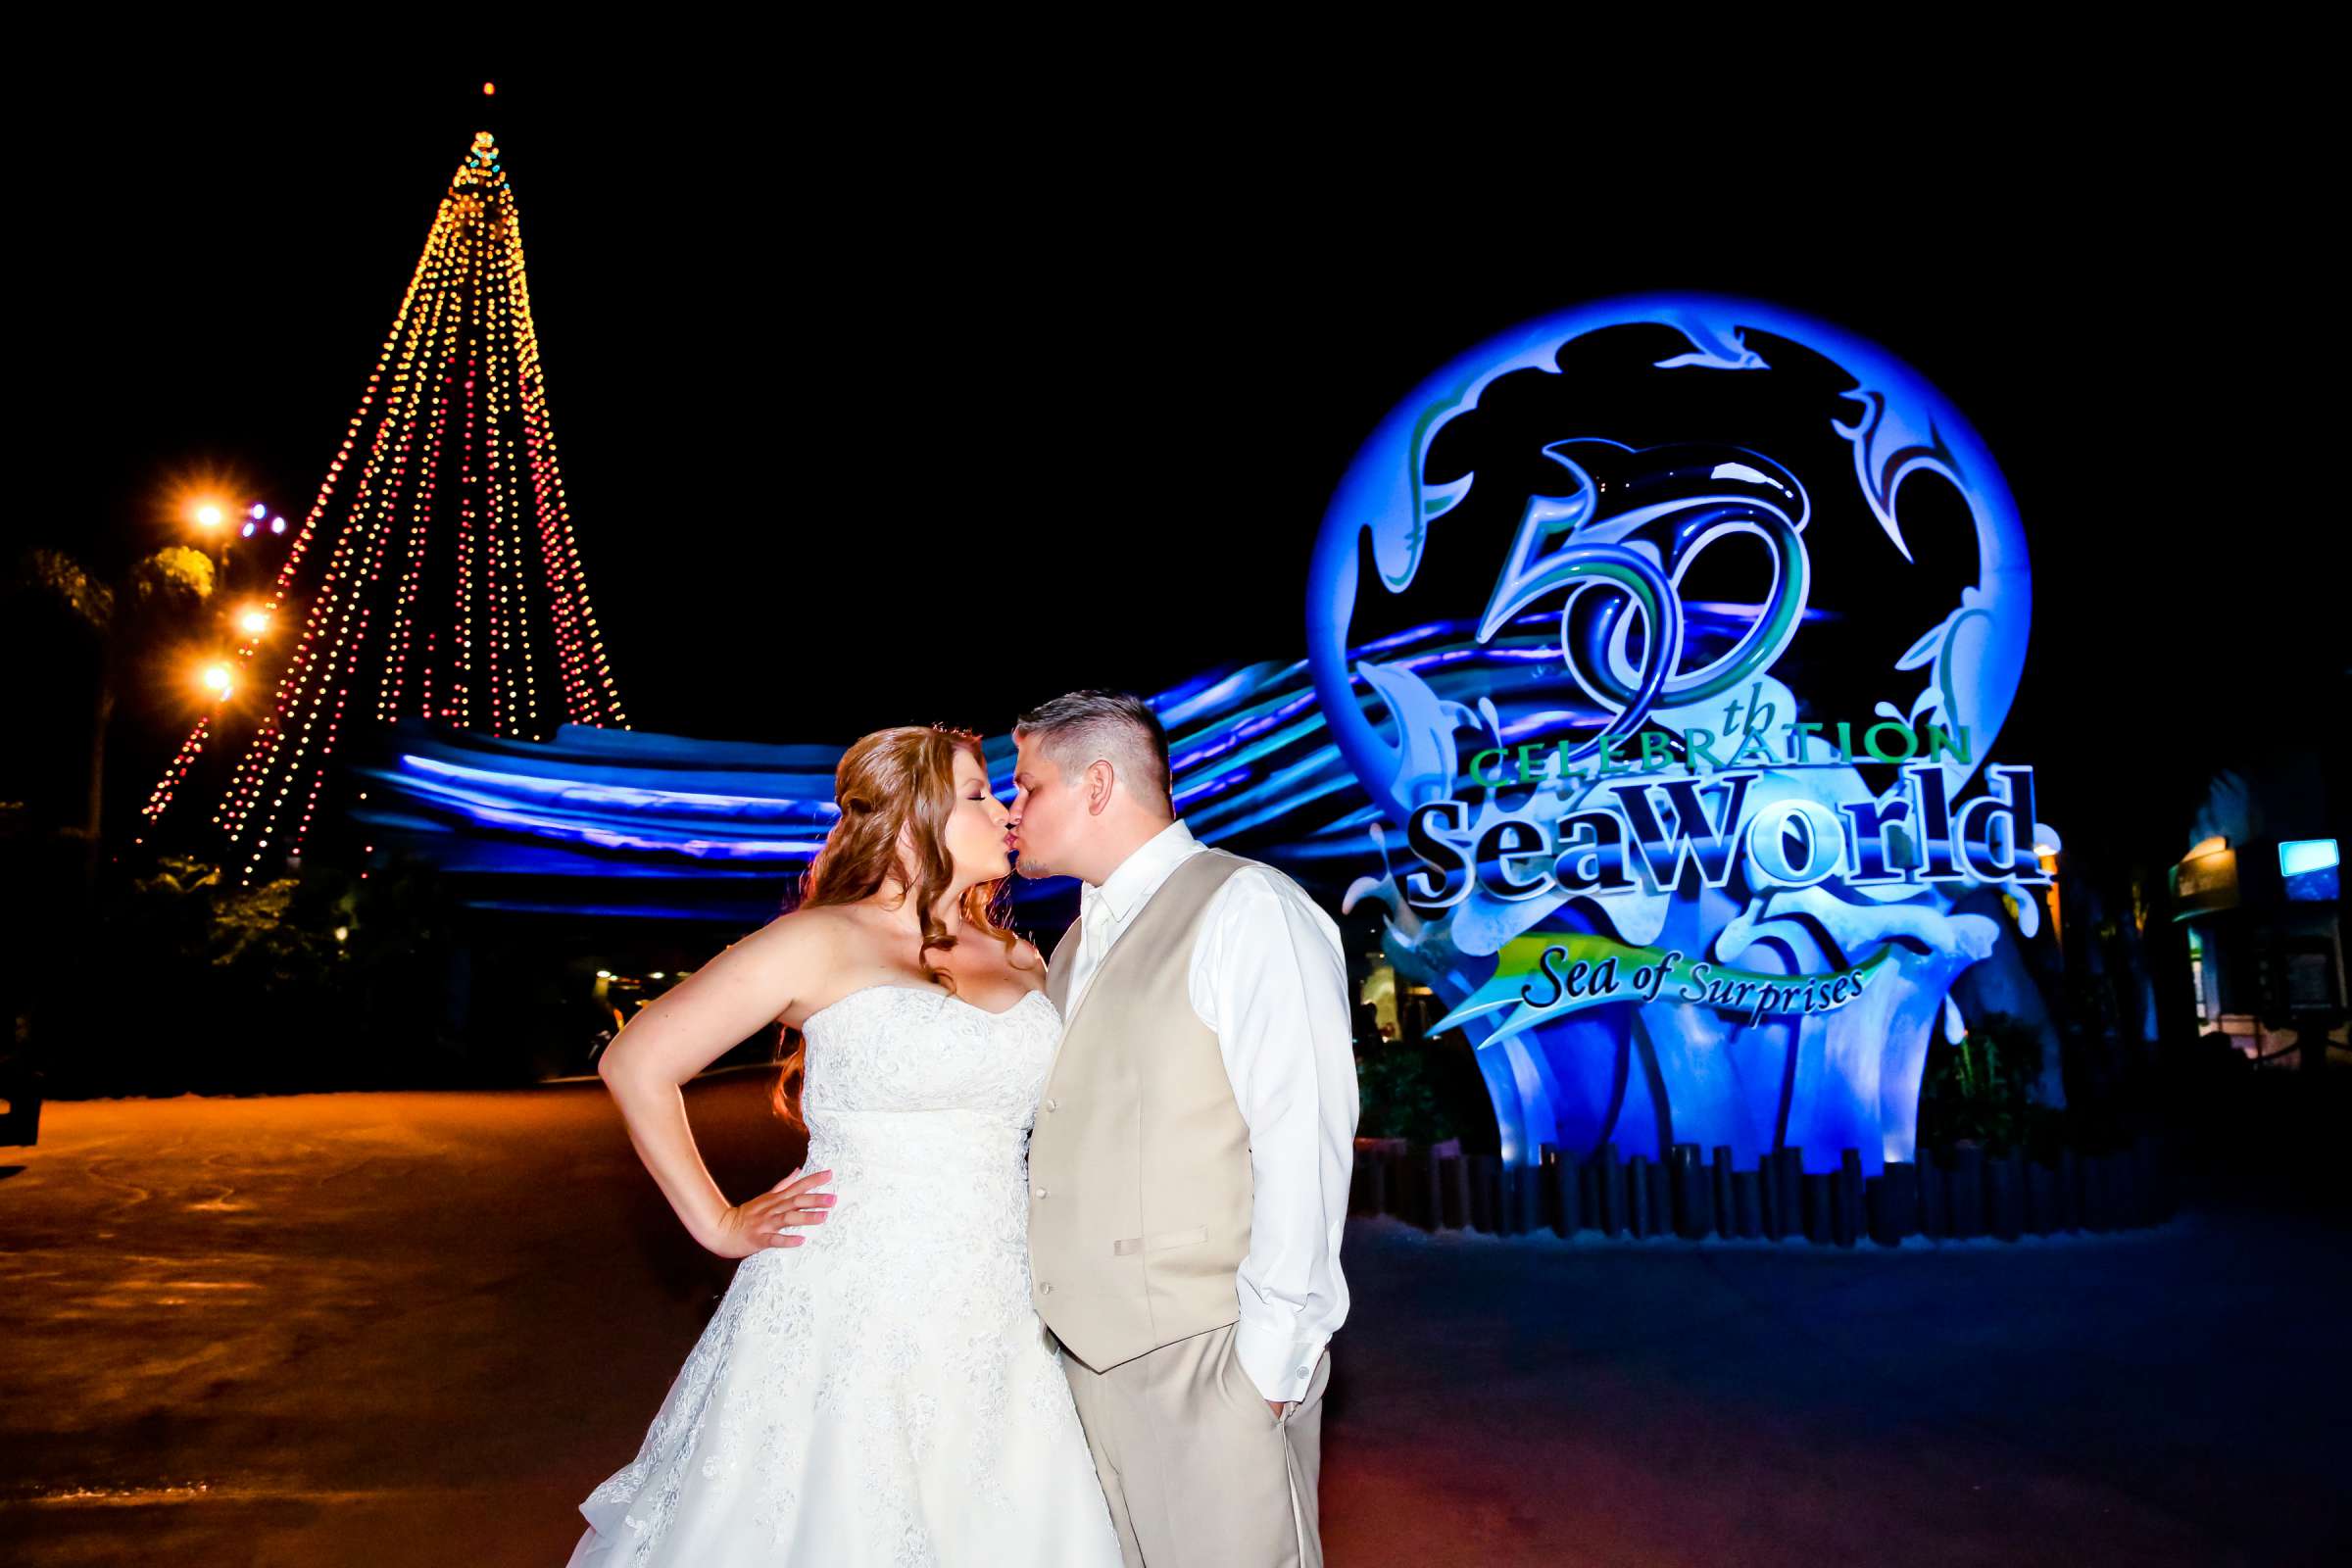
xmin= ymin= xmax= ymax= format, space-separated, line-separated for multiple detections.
xmin=141 ymin=130 xmax=626 ymax=884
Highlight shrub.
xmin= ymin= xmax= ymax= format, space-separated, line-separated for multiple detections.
xmin=1919 ymin=1010 xmax=2046 ymax=1154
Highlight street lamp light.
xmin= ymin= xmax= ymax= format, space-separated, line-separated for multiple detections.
xmin=199 ymin=662 xmax=234 ymax=701
xmin=185 ymin=496 xmax=271 ymax=592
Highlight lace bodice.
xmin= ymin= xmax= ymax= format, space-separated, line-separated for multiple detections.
xmin=802 ymin=984 xmax=1059 ymax=1123
xmin=799 ymin=986 xmax=1060 ymax=1213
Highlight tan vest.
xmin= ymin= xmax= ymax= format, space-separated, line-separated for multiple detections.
xmin=1028 ymin=850 xmax=1255 ymax=1372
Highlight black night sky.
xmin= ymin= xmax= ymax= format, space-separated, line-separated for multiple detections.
xmin=10 ymin=62 xmax=2351 ymax=1568
xmin=15 ymin=62 xmax=2338 ymax=867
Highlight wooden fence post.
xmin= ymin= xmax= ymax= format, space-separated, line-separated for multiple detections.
xmin=1732 ymin=1165 xmax=1764 ymax=1238
xmin=1801 ymin=1171 xmax=1833 ymax=1245
xmin=1469 ymin=1155 xmax=1498 ymax=1233
xmin=1946 ymin=1145 xmax=1984 ymax=1240
xmin=2088 ymin=1152 xmax=2126 ymax=1241
xmin=1835 ymin=1150 xmax=1864 ymax=1248
xmin=1545 ymin=1150 xmax=1574 ymax=1238
xmin=1593 ymin=1143 xmax=1626 ymax=1238
xmin=1775 ymin=1149 xmax=1806 ymax=1242
xmin=1987 ymin=1150 xmax=2024 ymax=1242
xmin=1869 ymin=1160 xmax=1919 ymax=1247
xmin=1670 ymin=1143 xmax=1711 ymax=1240
xmin=1919 ymin=1150 xmax=1946 ymax=1238
xmin=2026 ymin=1158 xmax=2058 ymax=1236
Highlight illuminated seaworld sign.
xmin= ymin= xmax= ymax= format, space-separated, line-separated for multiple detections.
xmin=1306 ymin=294 xmax=2055 ymax=1175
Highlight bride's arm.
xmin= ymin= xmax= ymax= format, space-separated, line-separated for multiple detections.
xmin=597 ymin=911 xmax=839 ymax=1257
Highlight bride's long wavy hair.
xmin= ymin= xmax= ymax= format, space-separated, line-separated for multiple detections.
xmin=772 ymin=724 xmax=1018 ymax=1125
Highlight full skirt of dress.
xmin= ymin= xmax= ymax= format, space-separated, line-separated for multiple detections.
xmin=565 ymin=1111 xmax=1121 ymax=1567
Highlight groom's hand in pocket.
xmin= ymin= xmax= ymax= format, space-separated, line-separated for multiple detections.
xmin=706 ymin=1166 xmax=836 ymax=1258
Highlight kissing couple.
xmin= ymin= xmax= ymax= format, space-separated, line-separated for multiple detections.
xmin=566 ymin=691 xmax=1359 ymax=1566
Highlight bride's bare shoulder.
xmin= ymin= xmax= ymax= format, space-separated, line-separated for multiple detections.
xmin=710 ymin=903 xmax=845 ymax=969
xmin=750 ymin=902 xmax=868 ymax=953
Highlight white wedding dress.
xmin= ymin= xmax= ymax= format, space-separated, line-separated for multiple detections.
xmin=566 ymin=984 xmax=1122 ymax=1567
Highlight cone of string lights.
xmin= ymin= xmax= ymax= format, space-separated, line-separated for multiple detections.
xmin=142 ymin=129 xmax=627 ymax=884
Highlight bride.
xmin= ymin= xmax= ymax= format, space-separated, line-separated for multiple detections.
xmin=566 ymin=724 xmax=1122 ymax=1566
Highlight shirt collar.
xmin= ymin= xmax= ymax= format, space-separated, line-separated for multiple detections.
xmin=1086 ymin=818 xmax=1200 ymax=924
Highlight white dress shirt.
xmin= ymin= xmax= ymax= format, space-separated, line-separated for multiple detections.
xmin=1059 ymin=819 xmax=1357 ymax=1404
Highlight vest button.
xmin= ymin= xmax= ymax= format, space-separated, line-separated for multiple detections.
xmin=1039 ymin=1282 xmax=1054 ymax=1296
xmin=1045 ymin=1098 xmax=1058 ymax=1112
xmin=1034 ymin=1185 xmax=1048 ymax=1199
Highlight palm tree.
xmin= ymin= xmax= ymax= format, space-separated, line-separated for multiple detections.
xmin=10 ymin=545 xmax=217 ymax=890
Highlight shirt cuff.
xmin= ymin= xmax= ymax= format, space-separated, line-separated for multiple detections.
xmin=1234 ymin=1315 xmax=1327 ymax=1404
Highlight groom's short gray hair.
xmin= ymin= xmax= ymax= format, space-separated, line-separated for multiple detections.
xmin=1013 ymin=691 xmax=1172 ymax=812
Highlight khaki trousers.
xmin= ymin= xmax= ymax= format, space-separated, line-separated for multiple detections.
xmin=1057 ymin=1321 xmax=1330 ymax=1568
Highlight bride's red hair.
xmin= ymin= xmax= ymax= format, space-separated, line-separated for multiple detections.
xmin=772 ymin=724 xmax=1017 ymax=1124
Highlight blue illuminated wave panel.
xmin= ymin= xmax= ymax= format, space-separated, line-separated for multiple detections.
xmin=347 ymin=611 xmax=1759 ymax=917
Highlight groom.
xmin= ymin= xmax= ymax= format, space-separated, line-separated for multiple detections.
xmin=1009 ymin=690 xmax=1357 ymax=1568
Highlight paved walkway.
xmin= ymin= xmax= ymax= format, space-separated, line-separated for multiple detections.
xmin=2 ymin=1081 xmax=2341 ymax=1566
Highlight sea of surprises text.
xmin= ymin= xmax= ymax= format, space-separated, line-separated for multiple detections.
xmin=1525 ymin=940 xmax=1886 ymax=1025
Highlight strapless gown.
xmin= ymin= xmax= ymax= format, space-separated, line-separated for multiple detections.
xmin=565 ymin=984 xmax=1121 ymax=1566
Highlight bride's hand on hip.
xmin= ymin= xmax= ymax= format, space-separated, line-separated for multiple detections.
xmin=704 ymin=1166 xmax=836 ymax=1258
